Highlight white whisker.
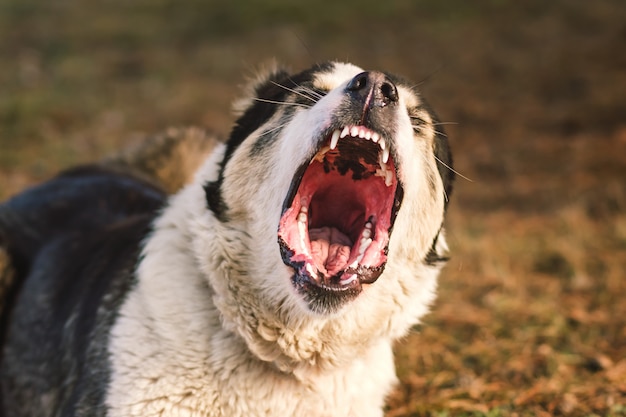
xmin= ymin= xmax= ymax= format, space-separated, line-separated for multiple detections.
xmin=258 ymin=122 xmax=290 ymax=137
xmin=443 ymin=185 xmax=450 ymax=203
xmin=434 ymin=155 xmax=473 ymax=182
xmin=411 ymin=125 xmax=449 ymax=139
xmin=270 ymin=81 xmax=320 ymax=104
xmin=253 ymin=98 xmax=311 ymax=108
xmin=301 ymin=87 xmax=323 ymax=100
xmin=422 ymin=153 xmax=450 ymax=203
xmin=283 ymin=77 xmax=325 ymax=100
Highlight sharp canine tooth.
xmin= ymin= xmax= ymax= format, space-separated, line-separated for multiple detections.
xmin=382 ymin=148 xmax=390 ymax=164
xmin=298 ymin=220 xmax=308 ymax=251
xmin=356 ymin=252 xmax=365 ymax=264
xmin=350 ymin=126 xmax=359 ymax=137
xmin=340 ymin=126 xmax=350 ymax=138
xmin=379 ymin=138 xmax=386 ymax=150
xmin=359 ymin=238 xmax=372 ymax=255
xmin=330 ymin=129 xmax=340 ymax=150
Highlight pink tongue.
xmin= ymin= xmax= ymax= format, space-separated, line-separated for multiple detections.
xmin=309 ymin=227 xmax=353 ymax=275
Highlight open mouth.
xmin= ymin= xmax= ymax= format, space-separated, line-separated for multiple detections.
xmin=278 ymin=125 xmax=403 ymax=303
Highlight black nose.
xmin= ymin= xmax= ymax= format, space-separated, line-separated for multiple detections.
xmin=346 ymin=71 xmax=399 ymax=106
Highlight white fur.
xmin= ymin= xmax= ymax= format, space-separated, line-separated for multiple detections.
xmin=106 ymin=62 xmax=448 ymax=416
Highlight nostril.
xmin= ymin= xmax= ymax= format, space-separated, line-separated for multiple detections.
xmin=380 ymin=81 xmax=398 ymax=103
xmin=347 ymin=71 xmax=399 ymax=106
xmin=347 ymin=72 xmax=369 ymax=91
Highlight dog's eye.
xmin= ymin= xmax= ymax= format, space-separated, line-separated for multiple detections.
xmin=409 ymin=114 xmax=428 ymax=134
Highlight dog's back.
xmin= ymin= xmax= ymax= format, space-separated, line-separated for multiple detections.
xmin=0 ymin=167 xmax=166 ymax=415
xmin=0 ymin=128 xmax=219 ymax=415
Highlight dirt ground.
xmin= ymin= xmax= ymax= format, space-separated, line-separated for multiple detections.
xmin=1 ymin=0 xmax=625 ymax=415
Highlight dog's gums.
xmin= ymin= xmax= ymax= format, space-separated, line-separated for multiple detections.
xmin=278 ymin=124 xmax=402 ymax=295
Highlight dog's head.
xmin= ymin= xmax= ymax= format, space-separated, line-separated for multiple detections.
xmin=197 ymin=61 xmax=453 ymax=365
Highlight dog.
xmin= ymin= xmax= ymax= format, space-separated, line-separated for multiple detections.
xmin=0 ymin=61 xmax=454 ymax=416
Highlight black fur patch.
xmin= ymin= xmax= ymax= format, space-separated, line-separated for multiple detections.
xmin=423 ymin=102 xmax=454 ymax=208
xmin=205 ymin=62 xmax=335 ymax=220
xmin=0 ymin=166 xmax=166 ymax=415
xmin=423 ymin=229 xmax=449 ymax=266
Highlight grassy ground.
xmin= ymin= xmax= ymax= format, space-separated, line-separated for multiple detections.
xmin=1 ymin=0 xmax=625 ymax=415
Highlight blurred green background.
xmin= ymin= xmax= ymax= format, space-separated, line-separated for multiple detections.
xmin=1 ymin=0 xmax=626 ymax=415
xmin=3 ymin=0 xmax=623 ymax=198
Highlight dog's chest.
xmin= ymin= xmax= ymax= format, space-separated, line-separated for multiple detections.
xmin=105 ymin=289 xmax=394 ymax=417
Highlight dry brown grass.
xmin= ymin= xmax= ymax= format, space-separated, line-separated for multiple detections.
xmin=1 ymin=0 xmax=625 ymax=415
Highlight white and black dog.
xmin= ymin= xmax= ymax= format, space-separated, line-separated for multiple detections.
xmin=0 ymin=61 xmax=453 ymax=416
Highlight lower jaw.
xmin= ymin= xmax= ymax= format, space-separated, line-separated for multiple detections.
xmin=293 ymin=272 xmax=363 ymax=314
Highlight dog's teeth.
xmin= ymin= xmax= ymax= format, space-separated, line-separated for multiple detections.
xmin=365 ymin=221 xmax=373 ymax=230
xmin=359 ymin=238 xmax=372 ymax=255
xmin=340 ymin=274 xmax=357 ymax=286
xmin=382 ymin=148 xmax=390 ymax=164
xmin=340 ymin=126 xmax=350 ymax=138
xmin=355 ymin=252 xmax=365 ymax=264
xmin=358 ymin=128 xmax=366 ymax=138
xmin=362 ymin=228 xmax=372 ymax=239
xmin=365 ymin=131 xmax=372 ymax=140
xmin=298 ymin=220 xmax=308 ymax=252
xmin=379 ymin=138 xmax=386 ymax=150
xmin=298 ymin=206 xmax=309 ymax=251
xmin=298 ymin=206 xmax=308 ymax=223
xmin=371 ymin=132 xmax=380 ymax=143
xmin=306 ymin=263 xmax=317 ymax=278
xmin=350 ymin=126 xmax=359 ymax=137
xmin=385 ymin=170 xmax=393 ymax=187
xmin=330 ymin=129 xmax=340 ymax=150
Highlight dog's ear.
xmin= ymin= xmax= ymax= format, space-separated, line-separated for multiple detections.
xmin=232 ymin=62 xmax=292 ymax=117
xmin=227 ymin=63 xmax=293 ymax=152
xmin=205 ymin=64 xmax=293 ymax=222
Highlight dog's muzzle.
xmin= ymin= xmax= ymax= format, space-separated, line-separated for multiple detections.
xmin=278 ymin=72 xmax=404 ymax=313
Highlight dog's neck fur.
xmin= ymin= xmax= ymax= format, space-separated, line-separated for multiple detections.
xmin=106 ymin=156 xmax=400 ymax=415
xmin=172 ymin=144 xmax=439 ymax=370
xmin=135 ymin=149 xmax=386 ymax=373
